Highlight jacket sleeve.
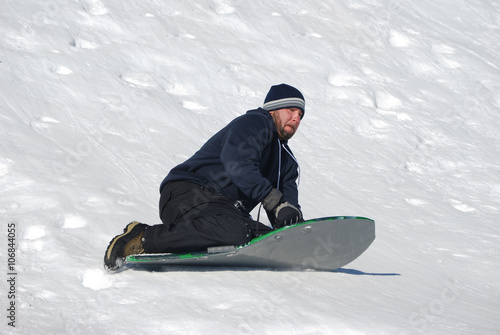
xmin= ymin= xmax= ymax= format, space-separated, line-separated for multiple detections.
xmin=219 ymin=114 xmax=274 ymax=202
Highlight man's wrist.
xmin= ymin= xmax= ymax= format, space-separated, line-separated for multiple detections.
xmin=262 ymin=188 xmax=283 ymax=211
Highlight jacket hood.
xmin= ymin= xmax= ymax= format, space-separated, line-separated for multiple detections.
xmin=245 ymin=108 xmax=284 ymax=142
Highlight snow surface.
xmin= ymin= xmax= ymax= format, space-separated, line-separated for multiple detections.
xmin=1 ymin=0 xmax=500 ymax=334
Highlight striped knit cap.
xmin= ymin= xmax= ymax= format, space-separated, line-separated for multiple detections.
xmin=263 ymin=84 xmax=305 ymax=118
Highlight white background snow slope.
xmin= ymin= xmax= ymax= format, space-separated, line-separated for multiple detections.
xmin=1 ymin=0 xmax=500 ymax=334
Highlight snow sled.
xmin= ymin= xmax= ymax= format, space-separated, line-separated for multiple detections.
xmin=123 ymin=216 xmax=375 ymax=271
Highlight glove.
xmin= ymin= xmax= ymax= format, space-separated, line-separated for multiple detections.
xmin=262 ymin=189 xmax=303 ymax=229
xmin=274 ymin=202 xmax=303 ymax=228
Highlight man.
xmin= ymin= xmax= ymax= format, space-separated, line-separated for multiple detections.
xmin=104 ymin=83 xmax=306 ymax=270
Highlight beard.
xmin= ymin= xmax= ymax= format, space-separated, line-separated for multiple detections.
xmin=271 ymin=111 xmax=295 ymax=141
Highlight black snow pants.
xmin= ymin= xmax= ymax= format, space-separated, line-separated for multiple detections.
xmin=142 ymin=181 xmax=272 ymax=254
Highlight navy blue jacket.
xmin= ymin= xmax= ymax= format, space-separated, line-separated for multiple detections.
xmin=161 ymin=108 xmax=300 ymax=216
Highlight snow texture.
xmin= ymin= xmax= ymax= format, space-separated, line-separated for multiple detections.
xmin=1 ymin=0 xmax=499 ymax=334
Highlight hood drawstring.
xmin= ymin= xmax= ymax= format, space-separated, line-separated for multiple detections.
xmin=277 ymin=139 xmax=282 ymax=189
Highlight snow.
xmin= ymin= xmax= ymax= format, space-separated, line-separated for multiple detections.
xmin=1 ymin=0 xmax=500 ymax=334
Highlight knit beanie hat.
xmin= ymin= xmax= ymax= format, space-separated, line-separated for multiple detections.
xmin=263 ymin=84 xmax=305 ymax=117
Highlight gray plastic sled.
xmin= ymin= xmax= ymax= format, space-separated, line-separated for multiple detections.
xmin=125 ymin=216 xmax=375 ymax=271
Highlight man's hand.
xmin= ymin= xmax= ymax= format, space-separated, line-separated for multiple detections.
xmin=262 ymin=189 xmax=303 ymax=228
xmin=274 ymin=202 xmax=302 ymax=228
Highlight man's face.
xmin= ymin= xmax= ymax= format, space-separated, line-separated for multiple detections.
xmin=270 ymin=108 xmax=303 ymax=141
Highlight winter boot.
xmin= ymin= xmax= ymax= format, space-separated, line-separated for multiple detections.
xmin=104 ymin=221 xmax=147 ymax=271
